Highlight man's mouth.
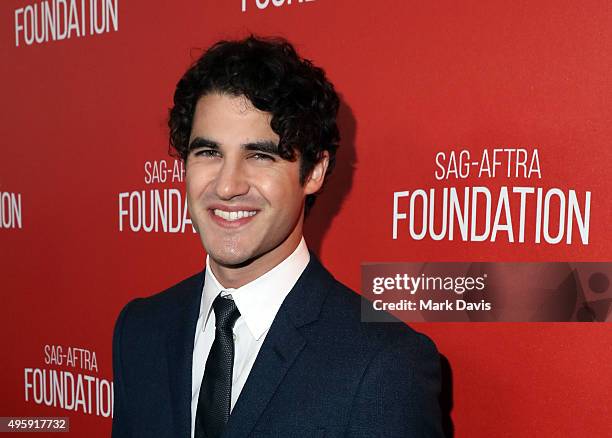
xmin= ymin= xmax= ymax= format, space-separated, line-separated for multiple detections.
xmin=213 ymin=209 xmax=258 ymax=222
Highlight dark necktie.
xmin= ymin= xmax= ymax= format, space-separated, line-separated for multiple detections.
xmin=195 ymin=294 xmax=241 ymax=438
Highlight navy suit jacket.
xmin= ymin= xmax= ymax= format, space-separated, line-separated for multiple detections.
xmin=112 ymin=256 xmax=443 ymax=437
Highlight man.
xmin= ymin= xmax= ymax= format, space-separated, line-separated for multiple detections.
xmin=112 ymin=36 xmax=443 ymax=438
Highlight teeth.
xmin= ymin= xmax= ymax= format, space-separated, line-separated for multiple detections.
xmin=214 ymin=209 xmax=257 ymax=221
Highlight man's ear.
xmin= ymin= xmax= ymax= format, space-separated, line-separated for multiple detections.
xmin=304 ymin=151 xmax=329 ymax=195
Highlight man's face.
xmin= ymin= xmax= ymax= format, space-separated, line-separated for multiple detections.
xmin=186 ymin=93 xmax=326 ymax=281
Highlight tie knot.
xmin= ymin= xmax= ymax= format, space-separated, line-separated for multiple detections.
xmin=212 ymin=294 xmax=241 ymax=330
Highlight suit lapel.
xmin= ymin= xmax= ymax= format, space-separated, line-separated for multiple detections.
xmin=166 ymin=271 xmax=205 ymax=438
xmin=223 ymin=255 xmax=335 ymax=438
xmin=222 ymin=312 xmax=305 ymax=438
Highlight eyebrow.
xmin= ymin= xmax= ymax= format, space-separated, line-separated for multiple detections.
xmin=188 ymin=137 xmax=280 ymax=155
xmin=188 ymin=137 xmax=219 ymax=151
xmin=243 ymin=140 xmax=279 ymax=155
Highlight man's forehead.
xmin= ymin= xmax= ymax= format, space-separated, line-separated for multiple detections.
xmin=190 ymin=93 xmax=278 ymax=145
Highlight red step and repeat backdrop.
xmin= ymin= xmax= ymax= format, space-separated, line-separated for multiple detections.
xmin=2 ymin=0 xmax=611 ymax=436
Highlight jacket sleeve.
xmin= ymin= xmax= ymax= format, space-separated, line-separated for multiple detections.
xmin=346 ymin=332 xmax=444 ymax=438
xmin=112 ymin=301 xmax=134 ymax=438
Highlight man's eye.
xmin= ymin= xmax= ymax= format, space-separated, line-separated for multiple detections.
xmin=194 ymin=149 xmax=220 ymax=158
xmin=250 ymin=153 xmax=275 ymax=161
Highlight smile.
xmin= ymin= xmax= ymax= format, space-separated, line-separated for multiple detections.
xmin=213 ymin=209 xmax=258 ymax=222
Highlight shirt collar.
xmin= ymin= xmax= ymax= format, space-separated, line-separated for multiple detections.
xmin=201 ymin=237 xmax=310 ymax=340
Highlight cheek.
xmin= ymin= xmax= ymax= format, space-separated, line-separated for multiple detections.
xmin=258 ymin=165 xmax=302 ymax=196
xmin=257 ymin=174 xmax=302 ymax=208
xmin=265 ymin=188 xmax=305 ymax=226
xmin=186 ymin=167 xmax=214 ymax=197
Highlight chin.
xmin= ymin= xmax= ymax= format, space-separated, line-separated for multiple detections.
xmin=206 ymin=247 xmax=255 ymax=269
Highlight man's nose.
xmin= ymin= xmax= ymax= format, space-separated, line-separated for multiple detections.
xmin=214 ymin=160 xmax=249 ymax=200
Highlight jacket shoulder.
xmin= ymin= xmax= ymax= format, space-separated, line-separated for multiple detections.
xmin=319 ymin=276 xmax=439 ymax=360
xmin=117 ymin=271 xmax=203 ymax=330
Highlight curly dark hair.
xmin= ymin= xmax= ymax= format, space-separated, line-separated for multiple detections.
xmin=168 ymin=35 xmax=340 ymax=213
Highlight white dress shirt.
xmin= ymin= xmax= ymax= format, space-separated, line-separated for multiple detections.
xmin=190 ymin=237 xmax=310 ymax=438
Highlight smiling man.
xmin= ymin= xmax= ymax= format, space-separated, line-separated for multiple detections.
xmin=185 ymin=92 xmax=323 ymax=287
xmin=112 ymin=36 xmax=443 ymax=438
